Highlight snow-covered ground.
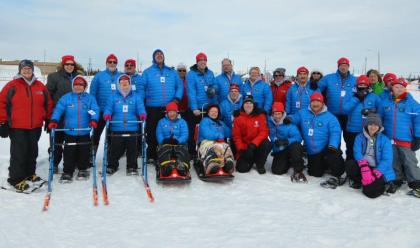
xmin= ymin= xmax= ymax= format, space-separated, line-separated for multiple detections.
xmin=1 ymin=82 xmax=420 ymax=248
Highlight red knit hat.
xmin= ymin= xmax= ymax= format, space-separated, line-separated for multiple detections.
xmin=383 ymin=73 xmax=397 ymax=84
xmin=196 ymin=52 xmax=207 ymax=62
xmin=229 ymin=84 xmax=240 ymax=92
xmin=272 ymin=102 xmax=285 ymax=113
xmin=73 ymin=75 xmax=87 ymax=88
xmin=337 ymin=57 xmax=350 ymax=66
xmin=124 ymin=59 xmax=136 ymax=68
xmin=61 ymin=55 xmax=75 ymax=65
xmin=310 ymin=92 xmax=324 ymax=103
xmin=296 ymin=66 xmax=309 ymax=75
xmin=392 ymin=77 xmax=408 ymax=88
xmin=118 ymin=74 xmax=130 ymax=84
xmin=166 ymin=102 xmax=179 ymax=112
xmin=106 ymin=54 xmax=118 ymax=63
xmin=356 ymin=75 xmax=369 ymax=87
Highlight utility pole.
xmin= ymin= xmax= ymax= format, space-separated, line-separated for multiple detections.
xmin=377 ymin=51 xmax=381 ymax=72
xmin=136 ymin=52 xmax=140 ymax=72
xmin=88 ymin=58 xmax=92 ymax=75
xmin=43 ymin=49 xmax=46 ymax=65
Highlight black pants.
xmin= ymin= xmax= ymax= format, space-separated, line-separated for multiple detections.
xmin=92 ymin=113 xmax=106 ymax=148
xmin=145 ymin=106 xmax=166 ymax=160
xmin=236 ymin=139 xmax=272 ymax=173
xmin=345 ymin=132 xmax=358 ymax=161
xmin=345 ymin=160 xmax=386 ymax=198
xmin=180 ymin=109 xmax=197 ymax=157
xmin=109 ymin=132 xmax=139 ymax=170
xmin=307 ymin=147 xmax=344 ymax=178
xmin=335 ymin=114 xmax=351 ymax=160
xmin=63 ymin=134 xmax=91 ymax=175
xmin=52 ymin=130 xmax=64 ymax=167
xmin=8 ymin=128 xmax=42 ymax=185
xmin=271 ymin=142 xmax=304 ymax=175
xmin=157 ymin=144 xmax=190 ymax=168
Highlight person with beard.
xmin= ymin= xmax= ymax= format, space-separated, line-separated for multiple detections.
xmin=197 ymin=104 xmax=234 ymax=175
xmin=342 ymin=75 xmax=381 ymax=161
xmin=232 ymin=95 xmax=271 ymax=174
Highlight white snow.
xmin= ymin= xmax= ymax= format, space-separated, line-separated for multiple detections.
xmin=1 ymin=83 xmax=420 ymax=248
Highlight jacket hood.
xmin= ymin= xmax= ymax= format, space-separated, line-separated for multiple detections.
xmin=14 ymin=74 xmax=37 ymax=85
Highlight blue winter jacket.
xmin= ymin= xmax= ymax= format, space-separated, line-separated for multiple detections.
xmin=379 ymin=93 xmax=420 ymax=142
xmin=139 ymin=63 xmax=183 ymax=107
xmin=89 ymin=69 xmax=120 ymax=112
xmin=379 ymin=88 xmax=392 ymax=101
xmin=215 ymin=72 xmax=243 ymax=103
xmin=241 ymin=79 xmax=273 ymax=113
xmin=343 ymin=92 xmax=381 ymax=133
xmin=268 ymin=116 xmax=302 ymax=153
xmin=354 ymin=129 xmax=395 ymax=182
xmin=285 ymin=82 xmax=318 ymax=114
xmin=129 ymin=73 xmax=142 ymax=96
xmin=220 ymin=95 xmax=243 ymax=130
xmin=290 ymin=106 xmax=341 ymax=155
xmin=198 ymin=117 xmax=231 ymax=143
xmin=318 ymin=71 xmax=356 ymax=115
xmin=103 ymin=87 xmax=146 ymax=132
xmin=51 ymin=92 xmax=99 ymax=136
xmin=186 ymin=65 xmax=217 ymax=111
xmin=156 ymin=116 xmax=189 ymax=145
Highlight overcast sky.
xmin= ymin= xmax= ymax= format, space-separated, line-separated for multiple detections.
xmin=1 ymin=0 xmax=419 ymax=77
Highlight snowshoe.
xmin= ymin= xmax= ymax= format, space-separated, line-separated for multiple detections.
xmin=126 ymin=168 xmax=139 ymax=176
xmin=76 ymin=170 xmax=90 ymax=181
xmin=348 ymin=179 xmax=362 ymax=189
xmin=14 ymin=180 xmax=30 ymax=192
xmin=291 ymin=172 xmax=308 ymax=183
xmin=407 ymin=188 xmax=420 ymax=198
xmin=27 ymin=175 xmax=46 ymax=187
xmin=59 ymin=173 xmax=73 ymax=184
xmin=320 ymin=177 xmax=340 ymax=189
xmin=106 ymin=167 xmax=117 ymax=176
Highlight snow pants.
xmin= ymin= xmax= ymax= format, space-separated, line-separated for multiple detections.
xmin=345 ymin=160 xmax=386 ymax=198
xmin=271 ymin=142 xmax=304 ymax=175
xmin=63 ymin=134 xmax=91 ymax=175
xmin=392 ymin=145 xmax=420 ymax=189
xmin=307 ymin=147 xmax=345 ymax=178
xmin=236 ymin=139 xmax=271 ymax=173
xmin=108 ymin=131 xmax=139 ymax=171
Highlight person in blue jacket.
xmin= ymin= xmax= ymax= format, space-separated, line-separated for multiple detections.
xmin=286 ymin=92 xmax=345 ymax=188
xmin=345 ymin=113 xmax=395 ymax=198
xmin=49 ymin=75 xmax=99 ymax=183
xmin=268 ymin=102 xmax=306 ymax=182
xmin=241 ymin=66 xmax=273 ymax=113
xmin=197 ymin=104 xmax=235 ymax=175
xmin=89 ymin=54 xmax=120 ymax=153
xmin=140 ymin=49 xmax=183 ymax=162
xmin=343 ymin=75 xmax=381 ymax=161
xmin=317 ymin=57 xmax=356 ymax=160
xmin=381 ymin=73 xmax=397 ymax=101
xmin=215 ymin=58 xmax=243 ymax=103
xmin=379 ymin=78 xmax=420 ymax=197
xmin=102 ymin=74 xmax=146 ymax=176
xmin=285 ymin=66 xmax=318 ymax=114
xmin=123 ymin=59 xmax=141 ymax=95
xmin=156 ymin=102 xmax=189 ymax=177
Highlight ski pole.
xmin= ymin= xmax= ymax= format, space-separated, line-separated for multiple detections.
xmin=91 ymin=128 xmax=98 ymax=206
xmin=42 ymin=128 xmax=55 ymax=212
xmin=141 ymin=121 xmax=154 ymax=202
xmin=101 ymin=120 xmax=110 ymax=205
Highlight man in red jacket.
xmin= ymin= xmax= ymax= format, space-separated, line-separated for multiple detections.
xmin=270 ymin=68 xmax=292 ymax=105
xmin=0 ymin=59 xmax=53 ymax=192
xmin=232 ymin=95 xmax=271 ymax=174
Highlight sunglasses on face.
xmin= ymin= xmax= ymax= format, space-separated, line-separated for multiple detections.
xmin=107 ymin=61 xmax=117 ymax=64
xmin=274 ymin=74 xmax=284 ymax=77
xmin=64 ymin=63 xmax=75 ymax=66
xmin=178 ymin=69 xmax=186 ymax=72
xmin=125 ymin=64 xmax=134 ymax=68
xmin=312 ymin=72 xmax=321 ymax=75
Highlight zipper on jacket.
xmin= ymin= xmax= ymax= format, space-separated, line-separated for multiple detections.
xmin=29 ymin=84 xmax=34 ymax=128
xmin=78 ymin=95 xmax=81 ymax=136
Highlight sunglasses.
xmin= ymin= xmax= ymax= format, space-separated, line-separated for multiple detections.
xmin=274 ymin=74 xmax=284 ymax=77
xmin=177 ymin=69 xmax=186 ymax=72
xmin=312 ymin=72 xmax=321 ymax=75
xmin=64 ymin=63 xmax=75 ymax=66
xmin=107 ymin=61 xmax=117 ymax=64
xmin=125 ymin=64 xmax=134 ymax=68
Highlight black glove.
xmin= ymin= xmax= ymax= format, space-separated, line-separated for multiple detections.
xmin=385 ymin=181 xmax=398 ymax=194
xmin=241 ymin=143 xmax=257 ymax=160
xmin=327 ymin=145 xmax=340 ymax=154
xmin=412 ymin=137 xmax=420 ymax=152
xmin=283 ymin=117 xmax=292 ymax=125
xmin=361 ymin=108 xmax=376 ymax=117
xmin=163 ymin=138 xmax=179 ymax=145
xmin=206 ymin=85 xmax=216 ymax=98
xmin=354 ymin=89 xmax=368 ymax=101
xmin=44 ymin=120 xmax=50 ymax=133
xmin=0 ymin=123 xmax=9 ymax=138
xmin=274 ymin=139 xmax=289 ymax=147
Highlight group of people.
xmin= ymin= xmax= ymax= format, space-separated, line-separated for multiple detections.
xmin=0 ymin=51 xmax=419 ymax=199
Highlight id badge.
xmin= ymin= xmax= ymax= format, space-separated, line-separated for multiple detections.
xmin=341 ymin=90 xmax=346 ymax=97
xmin=204 ymin=85 xmax=208 ymax=91
xmin=308 ymin=128 xmax=314 ymax=136
xmin=296 ymin=101 xmax=301 ymax=108
xmin=160 ymin=77 xmax=165 ymax=83
xmin=131 ymin=85 xmax=136 ymax=91
xmin=88 ymin=110 xmax=96 ymax=116
xmin=123 ymin=105 xmax=128 ymax=113
xmin=391 ymin=139 xmax=395 ymax=145
xmin=111 ymin=84 xmax=116 ymax=90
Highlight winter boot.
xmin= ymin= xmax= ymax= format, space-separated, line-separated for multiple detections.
xmin=76 ymin=170 xmax=90 ymax=180
xmin=161 ymin=162 xmax=174 ymax=177
xmin=59 ymin=173 xmax=73 ymax=183
xmin=291 ymin=171 xmax=308 ymax=183
xmin=348 ymin=179 xmax=362 ymax=189
xmin=407 ymin=188 xmax=420 ymax=198
xmin=176 ymin=161 xmax=189 ymax=176
xmin=106 ymin=167 xmax=117 ymax=176
xmin=223 ymin=159 xmax=234 ymax=174
xmin=320 ymin=177 xmax=340 ymax=189
xmin=14 ymin=180 xmax=29 ymax=192
xmin=126 ymin=168 xmax=139 ymax=176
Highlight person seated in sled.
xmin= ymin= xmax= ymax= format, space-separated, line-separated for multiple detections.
xmin=197 ymin=104 xmax=235 ymax=175
xmin=156 ymin=102 xmax=190 ymax=177
xmin=103 ymin=74 xmax=146 ymax=176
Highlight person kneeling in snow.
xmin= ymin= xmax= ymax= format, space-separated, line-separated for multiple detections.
xmin=103 ymin=74 xmax=146 ymax=176
xmin=156 ymin=102 xmax=189 ymax=177
xmin=49 ymin=75 xmax=99 ymax=183
xmin=286 ymin=92 xmax=345 ymax=188
xmin=232 ymin=95 xmax=271 ymax=174
xmin=345 ymin=113 xmax=395 ymax=198
xmin=197 ymin=104 xmax=235 ymax=175
xmin=268 ymin=102 xmax=306 ymax=182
